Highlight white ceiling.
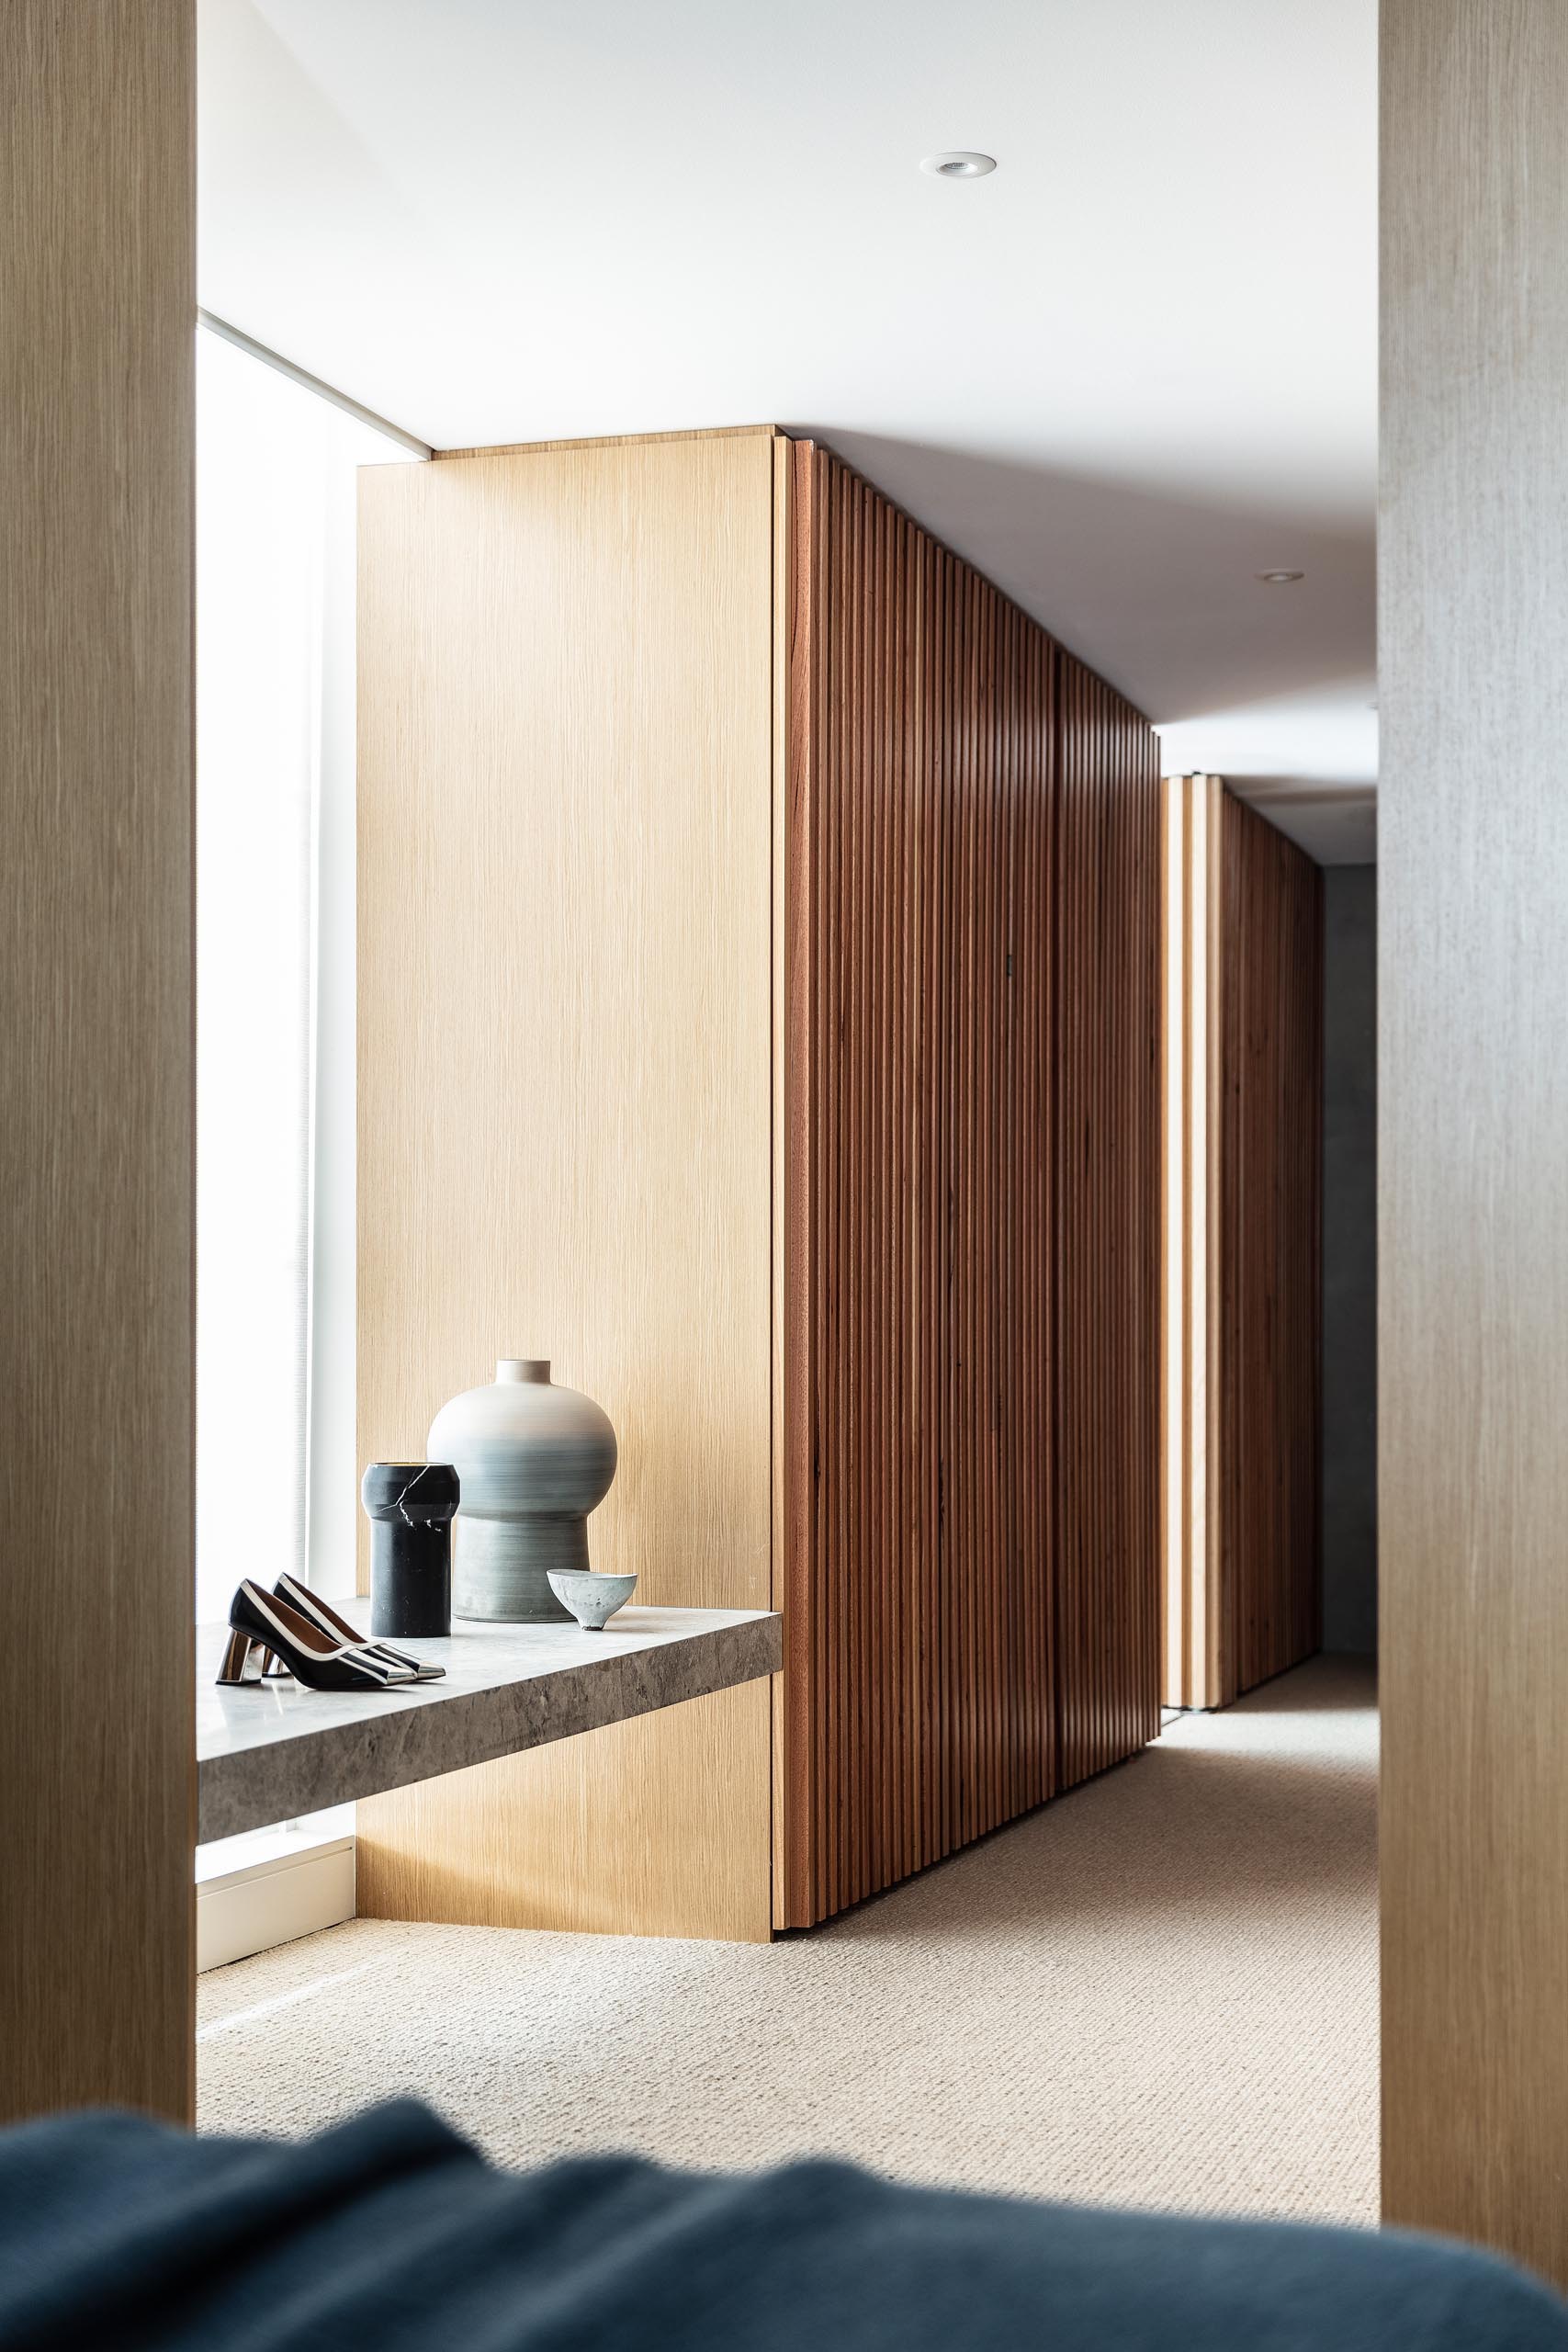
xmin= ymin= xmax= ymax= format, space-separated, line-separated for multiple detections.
xmin=199 ymin=0 xmax=1377 ymax=863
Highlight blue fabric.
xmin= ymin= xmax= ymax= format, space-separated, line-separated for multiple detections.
xmin=0 ymin=2098 xmax=1562 ymax=2350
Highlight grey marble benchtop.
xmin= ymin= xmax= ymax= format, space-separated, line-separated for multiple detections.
xmin=197 ymin=1600 xmax=782 ymax=1845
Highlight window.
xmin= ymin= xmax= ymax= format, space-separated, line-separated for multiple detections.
xmin=195 ymin=324 xmax=421 ymax=1624
xmin=195 ymin=324 xmax=423 ymax=1967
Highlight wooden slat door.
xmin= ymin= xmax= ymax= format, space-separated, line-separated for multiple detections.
xmin=1055 ymin=655 xmax=1164 ymax=1785
xmin=782 ymin=445 xmax=1161 ymax=1923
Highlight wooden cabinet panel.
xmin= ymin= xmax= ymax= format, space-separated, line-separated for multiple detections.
xmin=781 ymin=446 xmax=1161 ymax=1923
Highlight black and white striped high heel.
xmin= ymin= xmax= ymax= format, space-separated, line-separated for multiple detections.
xmin=216 ymin=1580 xmax=420 ymax=1693
xmin=272 ymin=1573 xmax=445 ymax=1683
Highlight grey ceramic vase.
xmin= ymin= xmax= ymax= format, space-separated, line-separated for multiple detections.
xmin=428 ymin=1359 xmax=617 ymax=1623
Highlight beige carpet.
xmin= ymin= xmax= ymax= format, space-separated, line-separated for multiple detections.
xmin=198 ymin=1654 xmax=1378 ymax=2224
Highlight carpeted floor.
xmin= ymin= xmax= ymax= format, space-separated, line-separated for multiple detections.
xmin=198 ymin=1654 xmax=1378 ymax=2224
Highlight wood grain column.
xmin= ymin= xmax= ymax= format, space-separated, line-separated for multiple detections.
xmin=0 ymin=0 xmax=197 ymax=2120
xmin=1382 ymin=0 xmax=1568 ymax=2283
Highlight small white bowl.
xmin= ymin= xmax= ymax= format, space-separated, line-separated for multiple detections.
xmin=547 ymin=1568 xmax=637 ymax=1631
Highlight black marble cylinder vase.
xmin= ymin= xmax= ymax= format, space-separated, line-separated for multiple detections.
xmin=361 ymin=1462 xmax=460 ymax=1639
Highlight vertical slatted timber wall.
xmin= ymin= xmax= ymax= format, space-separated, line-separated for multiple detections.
xmin=1055 ymin=655 xmax=1164 ymax=1785
xmin=1213 ymin=788 xmax=1324 ymax=1702
xmin=782 ymin=443 xmax=1161 ymax=1925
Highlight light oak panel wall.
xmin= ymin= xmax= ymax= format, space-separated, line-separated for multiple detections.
xmin=355 ymin=1681 xmax=770 ymax=1938
xmin=355 ymin=432 xmax=777 ymax=1941
xmin=1382 ymin=0 xmax=1568 ymax=2283
xmin=0 ymin=1 xmax=196 ymax=2121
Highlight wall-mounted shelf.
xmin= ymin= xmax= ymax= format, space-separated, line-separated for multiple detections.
xmin=197 ymin=1600 xmax=781 ymax=1844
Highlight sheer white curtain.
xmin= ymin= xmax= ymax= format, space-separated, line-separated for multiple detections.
xmin=195 ymin=328 xmax=417 ymax=1623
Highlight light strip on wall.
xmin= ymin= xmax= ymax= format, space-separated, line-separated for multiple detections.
xmin=197 ymin=309 xmax=434 ymax=460
xmin=1162 ymin=774 xmax=1223 ymax=1712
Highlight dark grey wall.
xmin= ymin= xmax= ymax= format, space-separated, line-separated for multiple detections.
xmin=1321 ymin=865 xmax=1378 ymax=1654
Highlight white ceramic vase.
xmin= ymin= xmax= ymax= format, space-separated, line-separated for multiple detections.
xmin=428 ymin=1359 xmax=617 ymax=1623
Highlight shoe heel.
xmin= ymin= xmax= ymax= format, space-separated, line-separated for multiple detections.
xmin=216 ymin=1628 xmax=263 ymax=1686
xmin=262 ymin=1650 xmax=289 ymax=1679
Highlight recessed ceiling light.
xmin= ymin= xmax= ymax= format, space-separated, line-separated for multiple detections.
xmin=920 ymin=152 xmax=997 ymax=179
xmin=1256 ymin=569 xmax=1305 ymax=584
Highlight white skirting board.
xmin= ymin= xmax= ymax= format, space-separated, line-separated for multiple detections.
xmin=197 ymin=1833 xmax=355 ymax=1973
